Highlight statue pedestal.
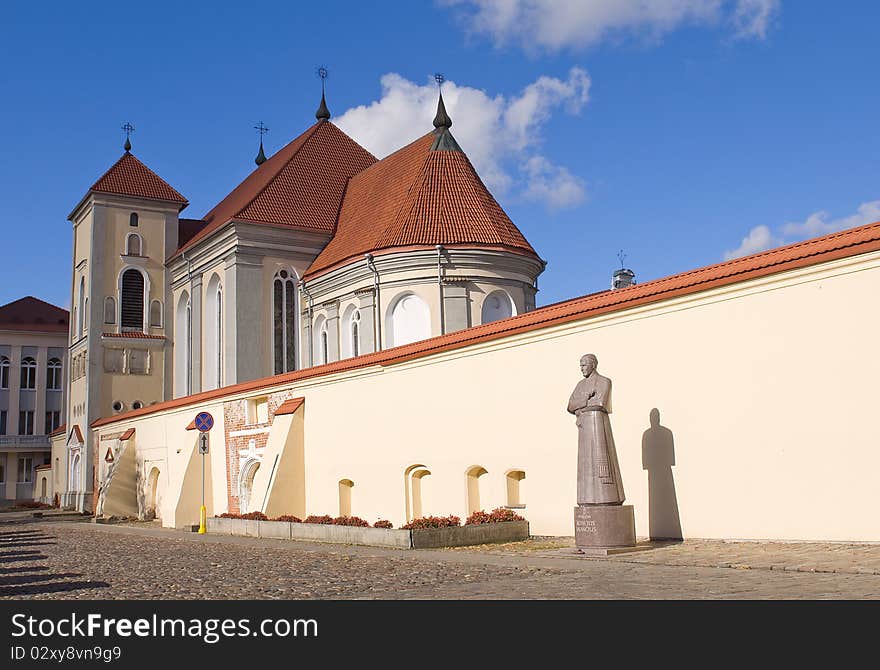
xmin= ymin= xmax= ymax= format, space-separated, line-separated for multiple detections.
xmin=574 ymin=504 xmax=635 ymax=553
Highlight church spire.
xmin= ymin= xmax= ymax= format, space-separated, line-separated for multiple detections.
xmin=253 ymin=121 xmax=269 ymax=166
xmin=315 ymin=67 xmax=330 ymax=122
xmin=122 ymin=121 xmax=135 ymax=153
xmin=432 ymin=74 xmax=452 ymax=132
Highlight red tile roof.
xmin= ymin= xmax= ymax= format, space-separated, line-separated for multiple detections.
xmin=49 ymin=424 xmax=66 ymax=438
xmin=173 ymin=122 xmax=376 ymax=258
xmin=178 ymin=218 xmax=208 ymax=248
xmin=92 ymin=218 xmax=880 ymax=429
xmin=89 ymin=152 xmax=188 ymax=208
xmin=69 ymin=425 xmax=84 ymax=444
xmin=0 ymin=296 xmax=69 ymax=333
xmin=304 ymin=131 xmax=540 ymax=279
xmin=119 ymin=428 xmax=135 ymax=441
xmin=274 ymin=397 xmax=305 ymax=416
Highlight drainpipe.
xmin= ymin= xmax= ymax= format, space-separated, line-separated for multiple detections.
xmin=299 ymin=279 xmax=314 ymax=367
xmin=181 ymin=251 xmax=195 ymax=395
xmin=436 ymin=244 xmax=445 ymax=335
xmin=365 ymin=254 xmax=381 ymax=351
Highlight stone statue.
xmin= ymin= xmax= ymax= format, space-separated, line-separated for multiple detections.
xmin=567 ymin=353 xmax=625 ymax=505
xmin=568 ymin=354 xmax=635 ymax=552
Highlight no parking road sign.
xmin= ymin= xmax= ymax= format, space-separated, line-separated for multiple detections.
xmin=194 ymin=411 xmax=214 ymax=432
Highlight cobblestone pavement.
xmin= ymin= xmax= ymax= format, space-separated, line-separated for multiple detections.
xmin=1 ymin=519 xmax=879 ymax=599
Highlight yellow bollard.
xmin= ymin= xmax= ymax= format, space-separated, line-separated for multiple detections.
xmin=198 ymin=505 xmax=207 ymax=534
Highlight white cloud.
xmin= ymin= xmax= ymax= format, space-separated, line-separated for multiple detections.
xmin=334 ymin=68 xmax=591 ymax=209
xmin=723 ymin=224 xmax=781 ymax=260
xmin=723 ymin=200 xmax=880 ymax=260
xmin=730 ymin=0 xmax=780 ymax=39
xmin=521 ymin=156 xmax=586 ymax=209
xmin=443 ymin=0 xmax=778 ymax=51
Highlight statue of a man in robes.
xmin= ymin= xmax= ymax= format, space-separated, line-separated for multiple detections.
xmin=567 ymin=353 xmax=626 ymax=506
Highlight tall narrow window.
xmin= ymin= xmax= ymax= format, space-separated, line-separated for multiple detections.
xmin=120 ymin=269 xmax=145 ymax=331
xmin=185 ymin=301 xmax=192 ymax=394
xmin=215 ymin=283 xmax=222 ymax=387
xmin=45 ymin=411 xmax=60 ymax=433
xmin=104 ymin=297 xmax=116 ymax=324
xmin=0 ymin=356 xmax=8 ymax=389
xmin=18 ymin=457 xmax=33 ymax=483
xmin=20 ymin=357 xmax=36 ymax=389
xmin=47 ymin=358 xmax=62 ymax=390
xmin=175 ymin=292 xmax=191 ymax=397
xmin=78 ymin=277 xmax=85 ymax=337
xmin=273 ymin=270 xmax=297 ymax=374
xmin=129 ymin=212 xmax=139 ymax=227
xmin=351 ymin=310 xmax=360 ymax=358
xmin=320 ymin=323 xmax=329 ymax=365
xmin=0 ymin=410 xmax=6 ymax=435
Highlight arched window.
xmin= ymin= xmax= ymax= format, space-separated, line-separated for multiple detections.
xmin=204 ymin=274 xmax=223 ymax=390
xmin=78 ymin=277 xmax=85 ymax=337
xmin=149 ymin=300 xmax=162 ymax=327
xmin=239 ymin=460 xmax=260 ymax=513
xmin=465 ymin=465 xmax=488 ymax=515
xmin=70 ymin=453 xmax=82 ymax=493
xmin=351 ymin=312 xmax=360 ymax=357
xmin=387 ymin=293 xmax=430 ymax=348
xmin=125 ymin=233 xmax=142 ymax=256
xmin=505 ymin=470 xmax=526 ymax=508
xmin=20 ymin=357 xmax=37 ymax=389
xmin=338 ymin=479 xmax=353 ymax=517
xmin=103 ymin=297 xmax=116 ymax=325
xmin=175 ymin=292 xmax=192 ymax=397
xmin=410 ymin=468 xmax=431 ymax=520
xmin=120 ymin=268 xmax=145 ymax=331
xmin=129 ymin=212 xmax=139 ymax=227
xmin=0 ymin=356 xmax=8 ymax=389
xmin=273 ymin=270 xmax=297 ymax=374
xmin=47 ymin=358 xmax=62 ymax=390
xmin=481 ymin=290 xmax=515 ymax=324
xmin=320 ymin=322 xmax=329 ymax=365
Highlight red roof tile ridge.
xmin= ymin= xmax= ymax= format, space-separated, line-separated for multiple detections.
xmin=89 ymin=152 xmax=188 ymax=205
xmin=92 ymin=219 xmax=880 ymax=429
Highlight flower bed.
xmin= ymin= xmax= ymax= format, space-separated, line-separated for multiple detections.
xmin=207 ymin=511 xmax=528 ymax=549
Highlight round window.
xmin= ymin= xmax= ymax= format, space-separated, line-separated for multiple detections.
xmin=132 ymin=401 xmax=143 ymax=410
xmin=112 ymin=401 xmax=124 ymax=413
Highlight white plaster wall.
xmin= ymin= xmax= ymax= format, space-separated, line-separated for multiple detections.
xmin=96 ymin=250 xmax=880 ymax=540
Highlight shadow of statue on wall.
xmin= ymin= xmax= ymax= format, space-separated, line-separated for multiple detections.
xmin=641 ymin=408 xmax=683 ymax=540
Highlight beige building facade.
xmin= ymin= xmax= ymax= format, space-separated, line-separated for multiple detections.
xmin=92 ymin=223 xmax=880 ymax=542
xmin=0 ymin=297 xmax=68 ymax=503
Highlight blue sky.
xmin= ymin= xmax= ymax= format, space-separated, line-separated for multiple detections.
xmin=2 ymin=1 xmax=879 ymax=309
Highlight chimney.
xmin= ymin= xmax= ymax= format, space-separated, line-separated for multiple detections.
xmin=611 ymin=267 xmax=636 ymax=290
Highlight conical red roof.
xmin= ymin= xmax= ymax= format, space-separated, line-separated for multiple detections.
xmin=304 ymin=130 xmax=540 ymax=279
xmin=90 ymin=152 xmax=188 ymax=207
xmin=176 ymin=121 xmax=376 ymax=257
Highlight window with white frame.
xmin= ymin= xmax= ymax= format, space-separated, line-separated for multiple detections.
xmin=120 ymin=268 xmax=145 ymax=331
xmin=18 ymin=410 xmax=34 ymax=435
xmin=47 ymin=358 xmax=62 ymax=390
xmin=78 ymin=277 xmax=85 ymax=337
xmin=18 ymin=456 xmax=33 ymax=483
xmin=273 ymin=270 xmax=297 ymax=374
xmin=0 ymin=356 xmax=8 ymax=389
xmin=20 ymin=357 xmax=36 ymax=389
xmin=149 ymin=300 xmax=162 ymax=328
xmin=351 ymin=310 xmax=360 ymax=357
xmin=45 ymin=411 xmax=60 ymax=434
xmin=320 ymin=322 xmax=329 ymax=365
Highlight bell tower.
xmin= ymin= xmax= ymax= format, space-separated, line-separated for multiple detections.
xmin=63 ymin=126 xmax=187 ymax=511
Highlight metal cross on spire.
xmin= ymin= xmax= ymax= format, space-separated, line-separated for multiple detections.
xmin=121 ymin=122 xmax=135 ymax=152
xmin=253 ymin=121 xmax=269 ymax=165
xmin=434 ymin=72 xmax=445 ymax=88
xmin=617 ymin=250 xmax=627 ymax=268
xmin=315 ymin=66 xmax=331 ymax=121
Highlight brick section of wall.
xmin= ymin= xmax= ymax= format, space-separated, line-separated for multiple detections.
xmin=222 ymin=390 xmax=300 ymax=514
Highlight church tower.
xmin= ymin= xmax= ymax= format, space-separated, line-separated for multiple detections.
xmin=63 ymin=130 xmax=187 ymax=511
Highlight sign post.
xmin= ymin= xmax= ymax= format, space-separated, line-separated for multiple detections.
xmin=194 ymin=411 xmax=214 ymax=534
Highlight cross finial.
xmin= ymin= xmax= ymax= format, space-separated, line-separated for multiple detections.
xmin=253 ymin=121 xmax=269 ymax=165
xmin=434 ymin=73 xmax=445 ymax=88
xmin=315 ymin=66 xmax=331 ymax=121
xmin=617 ymin=250 xmax=627 ymax=268
xmin=432 ymin=73 xmax=452 ymax=131
xmin=121 ymin=122 xmax=135 ymax=152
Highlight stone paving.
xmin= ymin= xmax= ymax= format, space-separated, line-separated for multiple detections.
xmin=1 ymin=518 xmax=879 ymax=599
